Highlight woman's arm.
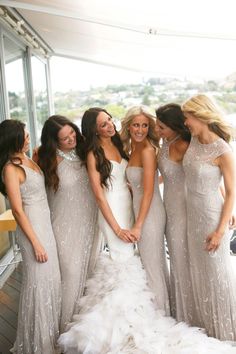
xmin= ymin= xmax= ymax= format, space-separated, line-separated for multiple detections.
xmin=206 ymin=152 xmax=236 ymax=252
xmin=4 ymin=164 xmax=48 ymax=262
xmin=219 ymin=182 xmax=236 ymax=229
xmin=87 ymin=152 xmax=133 ymax=243
xmin=130 ymin=148 xmax=156 ymax=241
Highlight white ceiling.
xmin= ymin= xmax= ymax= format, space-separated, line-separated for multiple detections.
xmin=1 ymin=0 xmax=236 ymax=78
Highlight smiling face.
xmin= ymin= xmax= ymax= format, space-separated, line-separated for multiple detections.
xmin=57 ymin=124 xmax=77 ymax=152
xmin=184 ymin=112 xmax=205 ymax=136
xmin=156 ymin=119 xmax=177 ymax=141
xmin=96 ymin=111 xmax=115 ymax=138
xmin=128 ymin=114 xmax=149 ymax=143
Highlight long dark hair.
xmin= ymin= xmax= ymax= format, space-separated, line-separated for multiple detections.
xmin=155 ymin=103 xmax=191 ymax=142
xmin=81 ymin=107 xmax=128 ymax=188
xmin=0 ymin=119 xmax=25 ymax=196
xmin=38 ymin=115 xmax=84 ymax=192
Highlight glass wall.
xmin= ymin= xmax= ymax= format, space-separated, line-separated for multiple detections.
xmin=0 ymin=26 xmax=51 ymax=276
xmin=4 ymin=35 xmax=28 ymax=124
xmin=31 ymin=55 xmax=49 ymax=140
xmin=0 ymin=35 xmax=28 ymax=271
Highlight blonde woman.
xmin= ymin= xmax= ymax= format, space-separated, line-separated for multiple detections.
xmin=182 ymin=94 xmax=236 ymax=340
xmin=121 ymin=106 xmax=170 ymax=315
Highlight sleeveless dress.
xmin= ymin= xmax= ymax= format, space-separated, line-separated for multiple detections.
xmin=58 ymin=159 xmax=236 ymax=354
xmin=11 ymin=164 xmax=61 ymax=354
xmin=47 ymin=157 xmax=97 ymax=331
xmin=126 ymin=166 xmax=170 ymax=315
xmin=183 ymin=136 xmax=236 ymax=340
xmin=158 ymin=139 xmax=196 ymax=323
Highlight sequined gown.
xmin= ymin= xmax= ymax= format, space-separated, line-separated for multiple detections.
xmin=158 ymin=139 xmax=196 ymax=323
xmin=12 ymin=164 xmax=61 ymax=354
xmin=47 ymin=156 xmax=97 ymax=332
xmin=59 ymin=159 xmax=236 ymax=354
xmin=183 ymin=136 xmax=236 ymax=340
xmin=126 ymin=166 xmax=170 ymax=315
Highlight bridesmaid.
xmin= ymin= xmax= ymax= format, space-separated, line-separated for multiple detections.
xmin=36 ymin=115 xmax=97 ymax=331
xmin=120 ymin=106 xmax=170 ymax=314
xmin=0 ymin=120 xmax=61 ymax=354
xmin=182 ymin=94 xmax=236 ymax=340
xmin=155 ymin=103 xmax=197 ymax=324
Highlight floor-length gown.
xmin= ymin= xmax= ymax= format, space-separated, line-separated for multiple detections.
xmin=183 ymin=136 xmax=236 ymax=340
xmin=47 ymin=156 xmax=97 ymax=331
xmin=11 ymin=165 xmax=61 ymax=354
xmin=158 ymin=139 xmax=196 ymax=323
xmin=59 ymin=158 xmax=236 ymax=354
xmin=126 ymin=166 xmax=170 ymax=315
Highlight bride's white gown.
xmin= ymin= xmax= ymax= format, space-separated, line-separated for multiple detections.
xmin=58 ymin=159 xmax=236 ymax=354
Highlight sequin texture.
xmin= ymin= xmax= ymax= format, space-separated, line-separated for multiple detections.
xmin=47 ymin=158 xmax=97 ymax=331
xmin=158 ymin=139 xmax=197 ymax=324
xmin=183 ymin=136 xmax=236 ymax=340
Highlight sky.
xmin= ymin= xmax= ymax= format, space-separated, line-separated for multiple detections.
xmin=49 ymin=51 xmax=236 ymax=93
xmin=50 ymin=57 xmax=149 ymax=92
xmin=5 ymin=39 xmax=236 ymax=94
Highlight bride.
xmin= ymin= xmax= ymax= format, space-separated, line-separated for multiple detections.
xmin=58 ymin=107 xmax=236 ymax=354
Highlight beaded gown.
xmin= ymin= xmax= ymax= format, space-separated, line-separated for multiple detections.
xmin=183 ymin=136 xmax=236 ymax=340
xmin=158 ymin=138 xmax=196 ymax=323
xmin=126 ymin=166 xmax=170 ymax=315
xmin=47 ymin=153 xmax=97 ymax=331
xmin=11 ymin=164 xmax=61 ymax=354
xmin=59 ymin=159 xmax=236 ymax=354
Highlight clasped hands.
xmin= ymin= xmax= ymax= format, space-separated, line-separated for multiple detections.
xmin=116 ymin=226 xmax=141 ymax=243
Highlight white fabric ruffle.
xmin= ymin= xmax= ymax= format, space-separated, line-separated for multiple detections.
xmin=59 ymin=253 xmax=236 ymax=354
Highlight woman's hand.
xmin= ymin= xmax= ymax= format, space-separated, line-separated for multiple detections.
xmin=130 ymin=226 xmax=141 ymax=242
xmin=33 ymin=241 xmax=48 ymax=263
xmin=116 ymin=228 xmax=135 ymax=243
xmin=205 ymin=231 xmax=223 ymax=253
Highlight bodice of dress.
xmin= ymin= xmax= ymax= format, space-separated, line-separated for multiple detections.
xmin=158 ymin=139 xmax=186 ymax=191
xmin=19 ymin=165 xmax=47 ymax=206
xmin=183 ymin=136 xmax=231 ymax=195
xmin=98 ymin=158 xmax=135 ymax=261
xmin=47 ymin=158 xmax=91 ymax=202
xmin=126 ymin=166 xmax=160 ymax=197
xmin=105 ymin=159 xmax=130 ymax=194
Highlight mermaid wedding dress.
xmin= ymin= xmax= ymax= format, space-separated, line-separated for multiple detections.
xmin=58 ymin=159 xmax=236 ymax=354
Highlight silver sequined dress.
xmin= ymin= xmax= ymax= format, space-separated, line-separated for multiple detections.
xmin=47 ymin=157 xmax=97 ymax=331
xmin=126 ymin=167 xmax=170 ymax=315
xmin=183 ymin=136 xmax=236 ymax=340
xmin=158 ymin=139 xmax=196 ymax=324
xmin=12 ymin=165 xmax=61 ymax=354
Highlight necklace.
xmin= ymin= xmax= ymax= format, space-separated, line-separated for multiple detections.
xmin=165 ymin=134 xmax=181 ymax=145
xmin=56 ymin=148 xmax=78 ymax=161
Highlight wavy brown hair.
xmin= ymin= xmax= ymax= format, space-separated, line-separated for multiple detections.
xmin=156 ymin=103 xmax=191 ymax=142
xmin=37 ymin=115 xmax=84 ymax=192
xmin=81 ymin=107 xmax=128 ymax=188
xmin=0 ymin=119 xmax=25 ymax=196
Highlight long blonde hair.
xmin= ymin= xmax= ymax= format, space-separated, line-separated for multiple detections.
xmin=120 ymin=106 xmax=159 ymax=156
xmin=182 ymin=94 xmax=232 ymax=143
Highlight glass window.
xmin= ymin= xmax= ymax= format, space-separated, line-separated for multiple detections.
xmin=4 ymin=36 xmax=28 ymax=124
xmin=1 ymin=36 xmax=28 ymax=268
xmin=31 ymin=56 xmax=49 ymax=140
